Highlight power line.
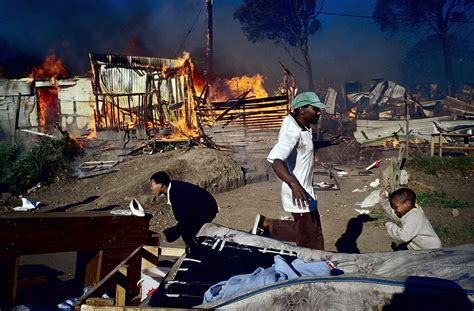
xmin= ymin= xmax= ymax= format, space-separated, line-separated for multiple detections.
xmin=320 ymin=11 xmax=474 ymax=24
xmin=177 ymin=2 xmax=206 ymax=54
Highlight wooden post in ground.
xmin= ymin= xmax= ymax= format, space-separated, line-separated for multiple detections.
xmin=439 ymin=133 xmax=443 ymax=158
xmin=13 ymin=93 xmax=21 ymax=144
xmin=431 ymin=134 xmax=435 ymax=157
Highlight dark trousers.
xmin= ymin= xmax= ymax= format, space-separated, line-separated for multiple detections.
xmin=267 ymin=211 xmax=324 ymax=250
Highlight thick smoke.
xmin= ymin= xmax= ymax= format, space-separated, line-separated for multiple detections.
xmin=0 ymin=0 xmax=450 ymax=93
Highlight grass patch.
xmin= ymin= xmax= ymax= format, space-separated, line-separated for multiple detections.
xmin=417 ymin=191 xmax=470 ymax=209
xmin=0 ymin=137 xmax=81 ymax=194
xmin=406 ymin=155 xmax=474 ymax=177
xmin=433 ymin=222 xmax=474 ymax=246
xmin=368 ymin=206 xmax=395 ymax=228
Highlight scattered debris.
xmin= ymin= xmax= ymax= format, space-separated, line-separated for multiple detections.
xmin=26 ymin=182 xmax=42 ymax=194
xmin=77 ymin=168 xmax=120 ymax=179
xmin=20 ymin=129 xmax=58 ymax=139
xmin=365 ymin=160 xmax=381 ymax=171
xmin=369 ymin=178 xmax=380 ymax=188
xmin=355 ymin=190 xmax=380 ymax=208
xmin=352 ymin=187 xmax=369 ymax=193
xmin=400 ymin=170 xmax=409 ymax=186
xmin=13 ymin=197 xmax=41 ymax=211
xmin=76 ymin=160 xmax=120 ymax=179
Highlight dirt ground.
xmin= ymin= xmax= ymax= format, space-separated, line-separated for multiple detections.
xmin=4 ymin=145 xmax=472 ymax=252
xmin=4 ymin=144 xmax=473 ymax=307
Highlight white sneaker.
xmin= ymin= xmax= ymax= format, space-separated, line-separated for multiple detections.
xmin=130 ymin=198 xmax=145 ymax=217
xmin=251 ymin=214 xmax=259 ymax=234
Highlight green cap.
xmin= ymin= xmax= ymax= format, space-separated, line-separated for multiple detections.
xmin=292 ymin=92 xmax=325 ymax=110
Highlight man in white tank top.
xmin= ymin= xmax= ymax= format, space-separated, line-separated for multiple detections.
xmin=252 ymin=92 xmax=328 ymax=249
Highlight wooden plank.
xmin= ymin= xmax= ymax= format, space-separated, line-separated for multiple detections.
xmin=444 ymin=96 xmax=474 ymax=113
xmin=0 ymin=212 xmax=152 ymax=256
xmin=81 ymin=250 xmax=104 ymax=287
xmin=158 ymin=247 xmax=185 ymax=257
xmin=75 ymin=246 xmax=143 ymax=309
xmin=0 ymin=256 xmax=19 ymax=305
xmin=208 ymin=101 xmax=288 ymax=110
xmin=211 ymin=95 xmax=288 ymax=106
xmin=356 ymin=116 xmax=451 ymax=130
xmin=436 ymin=146 xmax=474 ymax=150
xmin=141 ymin=246 xmax=159 ymax=270
xmin=85 ymin=297 xmax=115 ymax=307
xmin=115 ymin=266 xmax=128 ymax=306
xmin=431 ymin=133 xmax=473 ymax=137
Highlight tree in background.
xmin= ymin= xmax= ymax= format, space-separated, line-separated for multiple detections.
xmin=373 ymin=0 xmax=474 ymax=96
xmin=403 ymin=34 xmax=474 ymax=91
xmin=234 ymin=0 xmax=322 ymax=91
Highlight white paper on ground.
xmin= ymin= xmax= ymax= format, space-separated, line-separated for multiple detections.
xmin=355 ymin=190 xmax=381 ymax=208
xmin=352 ymin=186 xmax=369 ymax=193
xmin=369 ymin=178 xmax=380 ymax=188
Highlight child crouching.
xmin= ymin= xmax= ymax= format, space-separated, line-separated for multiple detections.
xmin=379 ymin=187 xmax=442 ymax=250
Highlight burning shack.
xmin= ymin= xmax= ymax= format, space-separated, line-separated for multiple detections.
xmin=0 ymin=55 xmax=95 ymax=142
xmin=88 ymin=52 xmax=202 ymax=141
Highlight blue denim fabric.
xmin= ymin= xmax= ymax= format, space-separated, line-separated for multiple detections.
xmin=203 ymin=255 xmax=330 ymax=303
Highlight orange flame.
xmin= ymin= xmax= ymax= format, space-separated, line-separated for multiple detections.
xmin=384 ymin=138 xmax=400 ymax=149
xmin=210 ymin=74 xmax=268 ymax=102
xmin=36 ymin=88 xmax=59 ymax=128
xmin=348 ymin=107 xmax=357 ymax=120
xmin=29 ymin=54 xmax=68 ymax=131
xmin=29 ymin=54 xmax=68 ymax=80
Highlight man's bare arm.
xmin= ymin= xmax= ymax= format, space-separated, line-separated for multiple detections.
xmin=272 ymin=159 xmax=308 ymax=209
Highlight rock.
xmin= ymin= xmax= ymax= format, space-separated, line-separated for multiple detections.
xmin=452 ymin=209 xmax=460 ymax=217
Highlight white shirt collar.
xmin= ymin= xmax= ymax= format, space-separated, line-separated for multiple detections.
xmin=289 ymin=114 xmax=310 ymax=131
xmin=166 ymin=182 xmax=172 ymax=205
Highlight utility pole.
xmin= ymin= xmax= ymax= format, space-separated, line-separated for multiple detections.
xmin=404 ymin=92 xmax=409 ymax=160
xmin=206 ymin=0 xmax=213 ymax=85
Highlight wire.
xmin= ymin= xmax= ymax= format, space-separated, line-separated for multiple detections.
xmin=177 ymin=1 xmax=206 ymax=54
xmin=320 ymin=11 xmax=474 ymax=24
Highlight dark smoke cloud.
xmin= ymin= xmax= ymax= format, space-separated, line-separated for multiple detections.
xmin=0 ymin=0 xmax=454 ymax=93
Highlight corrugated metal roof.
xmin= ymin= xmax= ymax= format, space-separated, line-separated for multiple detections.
xmin=0 ymin=78 xmax=34 ymax=96
xmin=89 ymin=53 xmax=178 ymax=69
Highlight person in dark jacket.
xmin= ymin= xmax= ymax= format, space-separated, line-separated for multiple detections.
xmin=150 ymin=171 xmax=218 ymax=246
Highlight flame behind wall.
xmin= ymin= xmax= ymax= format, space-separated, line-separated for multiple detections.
xmin=29 ymin=54 xmax=68 ymax=132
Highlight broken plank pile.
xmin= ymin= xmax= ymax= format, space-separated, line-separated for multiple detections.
xmin=204 ymin=95 xmax=288 ymax=131
xmin=354 ymin=117 xmax=474 ymax=147
xmin=203 ymin=95 xmax=289 ymax=183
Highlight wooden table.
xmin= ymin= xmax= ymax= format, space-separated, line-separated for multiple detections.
xmin=430 ymin=133 xmax=474 ymax=157
xmin=0 ymin=211 xmax=157 ymax=306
